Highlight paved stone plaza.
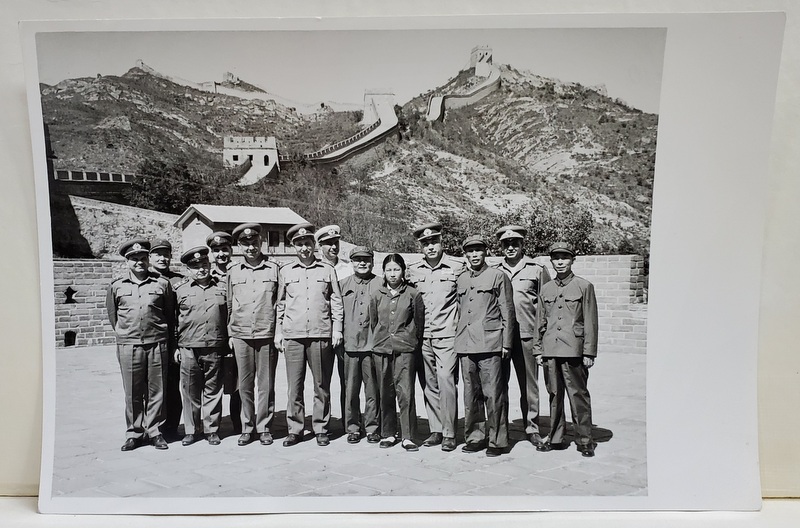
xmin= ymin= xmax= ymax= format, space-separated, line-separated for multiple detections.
xmin=49 ymin=346 xmax=646 ymax=499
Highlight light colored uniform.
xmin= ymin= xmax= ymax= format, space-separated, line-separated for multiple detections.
xmin=406 ymin=254 xmax=465 ymax=438
xmin=226 ymin=257 xmax=280 ymax=434
xmin=277 ymin=259 xmax=344 ymax=435
xmin=106 ymin=272 xmax=175 ymax=440
xmin=493 ymin=256 xmax=551 ymax=436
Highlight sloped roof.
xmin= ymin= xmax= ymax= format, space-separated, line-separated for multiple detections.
xmin=174 ymin=204 xmax=307 ymax=229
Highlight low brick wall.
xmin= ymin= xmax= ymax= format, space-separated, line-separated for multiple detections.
xmin=52 ymin=255 xmax=648 ymax=353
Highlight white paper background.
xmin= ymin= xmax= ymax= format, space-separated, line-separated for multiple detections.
xmin=2 ymin=0 xmax=799 ymax=525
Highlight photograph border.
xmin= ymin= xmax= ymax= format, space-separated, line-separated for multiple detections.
xmin=22 ymin=12 xmax=781 ymax=514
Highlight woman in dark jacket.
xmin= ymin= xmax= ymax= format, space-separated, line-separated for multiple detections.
xmin=369 ymin=254 xmax=425 ymax=451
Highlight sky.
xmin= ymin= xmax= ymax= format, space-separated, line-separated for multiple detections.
xmin=36 ymin=28 xmax=665 ymax=113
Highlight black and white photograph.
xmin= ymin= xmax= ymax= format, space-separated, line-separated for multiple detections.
xmin=22 ymin=13 xmax=779 ymax=515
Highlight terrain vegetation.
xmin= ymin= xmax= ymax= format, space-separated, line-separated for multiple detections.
xmin=42 ymin=60 xmax=658 ymax=257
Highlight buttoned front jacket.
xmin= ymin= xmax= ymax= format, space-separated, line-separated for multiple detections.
xmin=369 ymin=283 xmax=425 ymax=355
xmin=339 ymin=273 xmax=382 ymax=352
xmin=406 ymin=255 xmax=466 ymax=339
xmin=226 ymin=257 xmax=280 ymax=339
xmin=277 ymin=259 xmax=344 ymax=339
xmin=175 ymin=276 xmax=228 ymax=348
xmin=534 ymin=273 xmax=599 ymax=358
xmin=493 ymin=256 xmax=551 ymax=338
xmin=455 ymin=264 xmax=515 ymax=354
xmin=106 ymin=272 xmax=175 ymax=346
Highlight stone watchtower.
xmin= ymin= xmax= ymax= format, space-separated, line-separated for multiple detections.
xmin=470 ymin=45 xmax=493 ymax=78
xmin=223 ymin=136 xmax=280 ymax=184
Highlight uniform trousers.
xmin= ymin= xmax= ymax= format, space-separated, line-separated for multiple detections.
xmin=460 ymin=353 xmax=508 ymax=449
xmin=231 ymin=338 xmax=277 ymax=434
xmin=116 ymin=342 xmax=167 ymax=440
xmin=502 ymin=329 xmax=541 ymax=436
xmin=179 ymin=347 xmax=223 ymax=435
xmin=221 ymin=347 xmax=242 ymax=432
xmin=419 ymin=336 xmax=459 ymax=438
xmin=373 ymin=352 xmax=417 ymax=440
xmin=284 ymin=338 xmax=334 ymax=435
xmin=163 ymin=354 xmax=183 ymax=434
xmin=334 ymin=343 xmax=347 ymax=423
xmin=543 ymin=357 xmax=594 ymax=447
xmin=343 ymin=351 xmax=378 ymax=435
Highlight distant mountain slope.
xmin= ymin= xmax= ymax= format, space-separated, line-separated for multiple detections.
xmin=42 ymin=59 xmax=659 ymax=255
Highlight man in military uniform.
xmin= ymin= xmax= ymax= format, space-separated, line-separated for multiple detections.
xmin=492 ymin=225 xmax=551 ymax=447
xmin=316 ymin=224 xmax=351 ymax=424
xmin=148 ymin=238 xmax=184 ymax=439
xmin=407 ymin=222 xmax=466 ymax=452
xmin=276 ymin=222 xmax=344 ymax=447
xmin=226 ymin=223 xmax=280 ymax=446
xmin=456 ymin=236 xmax=514 ymax=457
xmin=206 ymin=231 xmax=242 ymax=434
xmin=534 ymin=242 xmax=599 ymax=457
xmin=106 ymin=238 xmax=176 ymax=451
xmin=338 ymin=246 xmax=381 ymax=444
xmin=174 ymin=247 xmax=227 ymax=446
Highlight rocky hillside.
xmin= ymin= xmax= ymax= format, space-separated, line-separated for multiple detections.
xmin=42 ymin=59 xmax=658 ymax=256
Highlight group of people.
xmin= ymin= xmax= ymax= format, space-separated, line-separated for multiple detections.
xmin=105 ymin=220 xmax=599 ymax=458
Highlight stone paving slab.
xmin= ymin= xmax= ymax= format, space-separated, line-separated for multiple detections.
xmin=47 ymin=345 xmax=647 ymax=500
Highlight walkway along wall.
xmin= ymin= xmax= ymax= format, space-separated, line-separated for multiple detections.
xmin=52 ymin=255 xmax=647 ymax=352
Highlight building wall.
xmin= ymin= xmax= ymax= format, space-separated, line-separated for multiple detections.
xmin=52 ymin=255 xmax=647 ymax=352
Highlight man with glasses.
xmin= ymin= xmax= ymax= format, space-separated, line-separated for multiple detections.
xmin=226 ymin=223 xmax=280 ymax=447
xmin=492 ymin=225 xmax=551 ymax=447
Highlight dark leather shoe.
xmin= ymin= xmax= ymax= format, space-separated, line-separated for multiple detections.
xmin=152 ymin=435 xmax=168 ymax=450
xmin=259 ymin=432 xmax=273 ymax=445
xmin=422 ymin=432 xmax=443 ymax=447
xmin=486 ymin=447 xmax=503 ymax=457
xmin=181 ymin=434 xmax=196 ymax=446
xmin=401 ymin=439 xmax=419 ymax=452
xmin=579 ymin=444 xmax=596 ymax=457
xmin=528 ymin=433 xmax=544 ymax=447
xmin=347 ymin=432 xmax=361 ymax=444
xmin=316 ymin=433 xmax=330 ymax=446
xmin=237 ymin=433 xmax=252 ymax=446
xmin=461 ymin=441 xmax=486 ymax=453
xmin=207 ymin=433 xmax=221 ymax=445
xmin=120 ymin=438 xmax=140 ymax=451
xmin=441 ymin=437 xmax=457 ymax=452
xmin=283 ymin=433 xmax=302 ymax=447
xmin=366 ymin=433 xmax=381 ymax=444
xmin=537 ymin=441 xmax=569 ymax=452
xmin=379 ymin=436 xmax=397 ymax=448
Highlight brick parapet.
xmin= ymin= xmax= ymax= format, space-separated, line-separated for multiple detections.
xmin=53 ymin=255 xmax=647 ymax=353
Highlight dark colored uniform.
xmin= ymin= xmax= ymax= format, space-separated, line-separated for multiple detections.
xmin=175 ymin=275 xmax=227 ymax=435
xmin=339 ymin=273 xmax=382 ymax=437
xmin=535 ymin=272 xmax=599 ymax=448
xmin=277 ymin=259 xmax=343 ymax=436
xmin=323 ymin=257 xmax=351 ymax=423
xmin=370 ymin=283 xmax=425 ymax=441
xmin=455 ymin=264 xmax=514 ymax=449
xmin=226 ymin=257 xmax=280 ymax=435
xmin=493 ymin=256 xmax=551 ymax=438
xmin=106 ymin=272 xmax=175 ymax=441
xmin=406 ymin=255 xmax=465 ymax=439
